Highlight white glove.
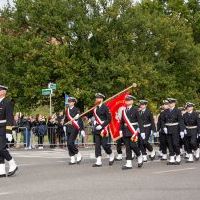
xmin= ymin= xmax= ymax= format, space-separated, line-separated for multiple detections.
xmin=184 ymin=129 xmax=187 ymax=135
xmin=163 ymin=127 xmax=168 ymax=134
xmin=136 ymin=128 xmax=140 ymax=133
xmin=6 ymin=134 xmax=13 ymax=142
xmin=81 ymin=130 xmax=86 ymax=137
xmin=119 ymin=130 xmax=123 ymax=137
xmin=141 ymin=133 xmax=145 ymax=140
xmin=154 ymin=132 xmax=159 ymax=137
xmin=96 ymin=125 xmax=103 ymax=130
xmin=180 ymin=131 xmax=185 ymax=139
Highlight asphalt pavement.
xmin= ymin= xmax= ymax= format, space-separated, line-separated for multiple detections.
xmin=0 ymin=148 xmax=200 ymax=200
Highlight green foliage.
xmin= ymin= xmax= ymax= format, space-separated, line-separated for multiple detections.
xmin=0 ymin=0 xmax=200 ymax=113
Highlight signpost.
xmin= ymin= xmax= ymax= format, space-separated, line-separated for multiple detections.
xmin=42 ymin=83 xmax=57 ymax=116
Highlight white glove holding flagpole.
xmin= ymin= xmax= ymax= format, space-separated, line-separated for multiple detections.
xmin=6 ymin=134 xmax=13 ymax=142
xmin=81 ymin=130 xmax=86 ymax=137
xmin=96 ymin=125 xmax=102 ymax=130
xmin=141 ymin=133 xmax=145 ymax=140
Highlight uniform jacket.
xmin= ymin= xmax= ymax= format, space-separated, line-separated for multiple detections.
xmin=162 ymin=108 xmax=184 ymax=134
xmin=139 ymin=108 xmax=156 ymax=132
xmin=0 ymin=98 xmax=14 ymax=135
xmin=183 ymin=111 xmax=200 ymax=136
xmin=120 ymin=106 xmax=144 ymax=137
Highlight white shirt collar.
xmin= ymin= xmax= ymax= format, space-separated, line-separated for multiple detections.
xmin=0 ymin=97 xmax=5 ymax=103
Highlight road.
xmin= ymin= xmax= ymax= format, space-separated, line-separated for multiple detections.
xmin=0 ymin=149 xmax=200 ymax=200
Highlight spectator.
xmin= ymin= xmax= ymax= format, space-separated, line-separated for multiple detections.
xmin=47 ymin=115 xmax=57 ymax=148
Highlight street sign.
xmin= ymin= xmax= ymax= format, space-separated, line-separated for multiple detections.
xmin=48 ymin=83 xmax=57 ymax=90
xmin=42 ymin=89 xmax=52 ymax=96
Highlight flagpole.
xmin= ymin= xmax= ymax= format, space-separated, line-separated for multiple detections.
xmin=65 ymin=83 xmax=137 ymax=124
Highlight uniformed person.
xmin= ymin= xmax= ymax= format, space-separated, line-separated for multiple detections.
xmin=161 ymin=98 xmax=185 ymax=165
xmin=183 ymin=102 xmax=200 ymax=162
xmin=120 ymin=95 xmax=143 ymax=170
xmin=157 ymin=100 xmax=169 ymax=160
xmin=91 ymin=93 xmax=114 ymax=167
xmin=65 ymin=97 xmax=85 ymax=165
xmin=138 ymin=100 xmax=156 ymax=162
xmin=0 ymin=85 xmax=18 ymax=178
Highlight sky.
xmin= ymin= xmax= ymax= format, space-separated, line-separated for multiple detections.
xmin=0 ymin=0 xmax=14 ymax=8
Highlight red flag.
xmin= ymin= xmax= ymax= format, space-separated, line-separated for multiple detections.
xmin=106 ymin=92 xmax=129 ymax=141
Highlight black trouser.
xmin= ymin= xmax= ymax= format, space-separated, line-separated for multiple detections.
xmin=38 ymin=135 xmax=44 ymax=147
xmin=139 ymin=127 xmax=153 ymax=155
xmin=123 ymin=137 xmax=141 ymax=160
xmin=0 ymin=134 xmax=12 ymax=164
xmin=94 ymin=133 xmax=112 ymax=158
xmin=184 ymin=134 xmax=197 ymax=154
xmin=159 ymin=132 xmax=168 ymax=154
xmin=116 ymin=138 xmax=124 ymax=154
xmin=167 ymin=133 xmax=180 ymax=156
xmin=66 ymin=126 xmax=79 ymax=157
xmin=48 ymin=128 xmax=56 ymax=148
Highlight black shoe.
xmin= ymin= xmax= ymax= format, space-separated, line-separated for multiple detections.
xmin=7 ymin=166 xmax=18 ymax=177
xmin=175 ymin=161 xmax=181 ymax=165
xmin=167 ymin=162 xmax=175 ymax=165
xmin=122 ymin=165 xmax=132 ymax=170
xmin=138 ymin=162 xmax=143 ymax=168
xmin=109 ymin=160 xmax=115 ymax=166
xmin=114 ymin=158 xmax=122 ymax=161
xmin=77 ymin=158 xmax=82 ymax=164
xmin=69 ymin=162 xmax=76 ymax=165
xmin=160 ymin=158 xmax=167 ymax=161
xmin=149 ymin=155 xmax=155 ymax=161
xmin=92 ymin=164 xmax=102 ymax=167
xmin=186 ymin=160 xmax=194 ymax=163
xmin=0 ymin=174 xmax=6 ymax=178
xmin=194 ymin=156 xmax=199 ymax=161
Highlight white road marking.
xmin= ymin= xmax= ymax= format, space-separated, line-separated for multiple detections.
xmin=153 ymin=167 xmax=196 ymax=174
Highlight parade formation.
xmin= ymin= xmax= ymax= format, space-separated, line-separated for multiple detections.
xmin=0 ymin=83 xmax=200 ymax=178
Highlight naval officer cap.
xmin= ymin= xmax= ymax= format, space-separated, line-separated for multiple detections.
xmin=0 ymin=85 xmax=8 ymax=91
xmin=95 ymin=93 xmax=105 ymax=99
xmin=163 ymin=100 xmax=169 ymax=105
xmin=185 ymin=102 xmax=195 ymax=107
xmin=68 ymin=97 xmax=77 ymax=103
xmin=125 ymin=95 xmax=136 ymax=101
xmin=167 ymin=98 xmax=177 ymax=103
xmin=139 ymin=100 xmax=148 ymax=105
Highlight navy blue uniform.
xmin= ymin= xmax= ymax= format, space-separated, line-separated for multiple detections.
xmin=162 ymin=108 xmax=184 ymax=156
xmin=120 ymin=107 xmax=142 ymax=160
xmin=183 ymin=111 xmax=200 ymax=154
xmin=0 ymin=98 xmax=14 ymax=163
xmin=139 ymin=108 xmax=156 ymax=155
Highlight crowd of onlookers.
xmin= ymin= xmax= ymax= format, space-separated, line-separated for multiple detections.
xmin=10 ymin=112 xmax=69 ymax=149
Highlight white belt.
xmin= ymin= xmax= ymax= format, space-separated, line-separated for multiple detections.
xmin=165 ymin=123 xmax=179 ymax=126
xmin=186 ymin=126 xmax=197 ymax=129
xmin=124 ymin=122 xmax=138 ymax=126
xmin=143 ymin=124 xmax=151 ymax=127
xmin=0 ymin=120 xmax=7 ymax=124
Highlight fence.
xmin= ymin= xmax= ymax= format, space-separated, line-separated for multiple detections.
xmin=7 ymin=126 xmax=159 ymax=149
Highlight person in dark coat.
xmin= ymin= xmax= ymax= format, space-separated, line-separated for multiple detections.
xmin=138 ymin=100 xmax=156 ymax=162
xmin=161 ymin=98 xmax=185 ymax=165
xmin=183 ymin=102 xmax=200 ymax=162
xmin=120 ymin=95 xmax=143 ymax=170
xmin=0 ymin=85 xmax=18 ymax=178
xmin=65 ymin=97 xmax=84 ymax=165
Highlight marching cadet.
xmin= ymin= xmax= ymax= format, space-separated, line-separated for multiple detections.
xmin=65 ymin=97 xmax=85 ymax=165
xmin=183 ymin=102 xmax=200 ymax=162
xmin=0 ymin=85 xmax=18 ymax=178
xmin=161 ymin=98 xmax=185 ymax=165
xmin=120 ymin=95 xmax=143 ymax=170
xmin=91 ymin=93 xmax=115 ymax=167
xmin=138 ymin=100 xmax=156 ymax=162
xmin=157 ymin=100 xmax=169 ymax=160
